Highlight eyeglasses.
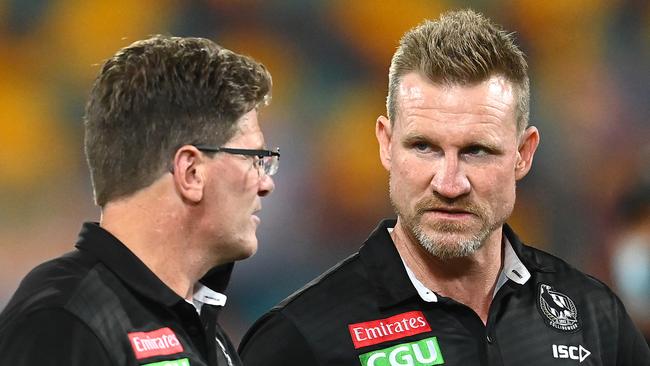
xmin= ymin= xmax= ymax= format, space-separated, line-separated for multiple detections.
xmin=193 ymin=145 xmax=280 ymax=177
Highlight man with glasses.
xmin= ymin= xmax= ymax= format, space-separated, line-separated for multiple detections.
xmin=0 ymin=35 xmax=277 ymax=366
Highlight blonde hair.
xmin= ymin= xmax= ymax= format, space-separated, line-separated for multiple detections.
xmin=387 ymin=9 xmax=529 ymax=132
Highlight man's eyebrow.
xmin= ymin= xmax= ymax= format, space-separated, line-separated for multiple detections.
xmin=401 ymin=132 xmax=431 ymax=143
xmin=400 ymin=132 xmax=503 ymax=150
xmin=401 ymin=134 xmax=441 ymax=149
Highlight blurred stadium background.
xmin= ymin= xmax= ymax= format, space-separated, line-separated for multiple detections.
xmin=1 ymin=0 xmax=648 ymax=343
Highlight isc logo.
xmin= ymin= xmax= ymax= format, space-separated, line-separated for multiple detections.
xmin=552 ymin=344 xmax=591 ymax=363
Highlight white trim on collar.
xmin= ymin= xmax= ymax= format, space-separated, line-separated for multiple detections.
xmin=391 ymin=228 xmax=531 ymax=303
xmin=502 ymin=235 xmax=531 ymax=285
xmin=403 ymin=259 xmax=439 ymax=302
xmin=388 ymin=226 xmax=439 ymax=303
xmin=188 ymin=283 xmax=228 ymax=314
xmin=194 ymin=283 xmax=227 ymax=306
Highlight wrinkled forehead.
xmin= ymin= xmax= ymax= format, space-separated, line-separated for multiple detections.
xmin=395 ymin=73 xmax=517 ymax=125
xmin=398 ymin=73 xmax=514 ymax=103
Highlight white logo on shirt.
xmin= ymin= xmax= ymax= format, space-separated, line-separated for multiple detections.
xmin=538 ymin=283 xmax=579 ymax=331
xmin=552 ymin=344 xmax=591 ymax=363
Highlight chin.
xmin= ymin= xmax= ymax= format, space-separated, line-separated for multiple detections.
xmin=216 ymin=235 xmax=258 ymax=264
xmin=421 ymin=237 xmax=483 ymax=260
xmin=244 ymin=244 xmax=259 ymax=258
xmin=414 ymin=226 xmax=488 ymax=259
xmin=236 ymin=238 xmax=259 ymax=260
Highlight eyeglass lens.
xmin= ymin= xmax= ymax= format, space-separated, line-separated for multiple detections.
xmin=257 ymin=155 xmax=279 ymax=176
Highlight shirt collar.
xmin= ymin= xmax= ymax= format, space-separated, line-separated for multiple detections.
xmin=500 ymin=235 xmax=531 ymax=285
xmin=75 ymin=222 xmax=234 ymax=308
xmin=361 ymin=219 xmax=542 ymax=307
xmin=388 ymin=225 xmax=440 ymax=303
xmin=399 ymin=227 xmax=532 ymax=303
xmin=501 ymin=224 xmax=555 ymax=273
xmin=359 ymin=219 xmax=420 ymax=309
xmin=402 ymin=258 xmax=439 ymax=302
xmin=189 ymin=283 xmax=228 ymax=314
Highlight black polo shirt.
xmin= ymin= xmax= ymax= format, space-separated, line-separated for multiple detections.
xmin=0 ymin=222 xmax=241 ymax=366
xmin=239 ymin=219 xmax=650 ymax=365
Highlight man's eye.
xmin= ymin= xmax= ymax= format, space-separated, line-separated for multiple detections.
xmin=464 ymin=145 xmax=489 ymax=156
xmin=413 ymin=142 xmax=431 ymax=152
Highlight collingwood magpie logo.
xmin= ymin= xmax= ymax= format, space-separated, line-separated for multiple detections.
xmin=538 ymin=283 xmax=580 ymax=332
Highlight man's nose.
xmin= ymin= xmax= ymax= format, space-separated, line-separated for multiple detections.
xmin=430 ymin=155 xmax=471 ymax=199
xmin=258 ymin=174 xmax=275 ymax=197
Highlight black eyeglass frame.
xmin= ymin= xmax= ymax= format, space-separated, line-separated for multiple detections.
xmin=193 ymin=145 xmax=279 ymax=158
xmin=192 ymin=144 xmax=280 ymax=176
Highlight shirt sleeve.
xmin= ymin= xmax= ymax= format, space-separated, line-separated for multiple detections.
xmin=239 ymin=310 xmax=318 ymax=365
xmin=0 ymin=308 xmax=113 ymax=366
xmin=614 ymin=296 xmax=650 ymax=366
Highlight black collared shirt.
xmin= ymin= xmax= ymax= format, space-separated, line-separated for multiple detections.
xmin=239 ymin=219 xmax=650 ymax=365
xmin=0 ymin=222 xmax=241 ymax=366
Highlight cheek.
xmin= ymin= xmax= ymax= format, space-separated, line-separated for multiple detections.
xmin=471 ymin=165 xmax=517 ymax=204
xmin=393 ymin=156 xmax=416 ymax=184
xmin=242 ymin=173 xmax=260 ymax=192
xmin=391 ymin=155 xmax=432 ymax=198
xmin=205 ymin=172 xmax=245 ymax=217
xmin=214 ymin=165 xmax=257 ymax=197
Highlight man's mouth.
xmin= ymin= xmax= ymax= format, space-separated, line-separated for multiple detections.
xmin=252 ymin=207 xmax=262 ymax=224
xmin=422 ymin=207 xmax=475 ymax=220
xmin=424 ymin=206 xmax=473 ymax=214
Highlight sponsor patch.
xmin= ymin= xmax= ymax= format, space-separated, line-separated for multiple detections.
xmin=537 ymin=283 xmax=580 ymax=332
xmin=348 ymin=311 xmax=431 ymax=349
xmin=358 ymin=336 xmax=444 ymax=366
xmin=128 ymin=327 xmax=184 ymax=360
xmin=552 ymin=344 xmax=591 ymax=363
xmin=142 ymin=358 xmax=190 ymax=366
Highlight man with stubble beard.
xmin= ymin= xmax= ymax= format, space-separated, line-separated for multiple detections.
xmin=239 ymin=9 xmax=649 ymax=366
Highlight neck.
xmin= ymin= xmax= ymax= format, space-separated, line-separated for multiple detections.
xmin=392 ymin=219 xmax=504 ymax=324
xmin=100 ymin=179 xmax=212 ymax=300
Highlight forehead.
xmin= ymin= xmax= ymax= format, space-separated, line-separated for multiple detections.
xmin=227 ymin=109 xmax=265 ymax=145
xmin=396 ymin=73 xmax=517 ymax=131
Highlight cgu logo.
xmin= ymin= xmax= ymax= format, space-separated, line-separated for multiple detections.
xmin=359 ymin=336 xmax=444 ymax=366
xmin=552 ymin=344 xmax=591 ymax=363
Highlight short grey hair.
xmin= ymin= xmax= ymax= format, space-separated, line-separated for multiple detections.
xmin=387 ymin=9 xmax=529 ymax=132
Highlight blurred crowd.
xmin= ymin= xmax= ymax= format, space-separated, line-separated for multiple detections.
xmin=1 ymin=0 xmax=648 ymax=343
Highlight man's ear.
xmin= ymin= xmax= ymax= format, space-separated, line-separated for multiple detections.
xmin=171 ymin=145 xmax=205 ymax=203
xmin=376 ymin=115 xmax=393 ymax=171
xmin=515 ymin=126 xmax=540 ymax=180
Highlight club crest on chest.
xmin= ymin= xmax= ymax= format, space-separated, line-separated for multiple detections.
xmin=537 ymin=283 xmax=580 ymax=332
